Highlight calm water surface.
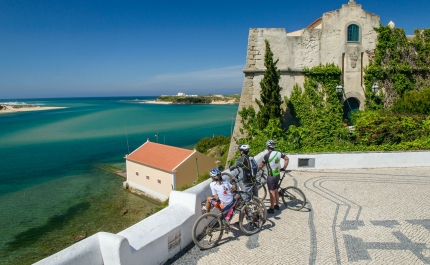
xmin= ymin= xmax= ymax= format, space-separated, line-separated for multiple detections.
xmin=0 ymin=97 xmax=237 ymax=264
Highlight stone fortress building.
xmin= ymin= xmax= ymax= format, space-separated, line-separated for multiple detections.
xmin=227 ymin=0 xmax=383 ymax=161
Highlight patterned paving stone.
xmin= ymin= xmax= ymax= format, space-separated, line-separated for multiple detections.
xmin=166 ymin=167 xmax=430 ymax=265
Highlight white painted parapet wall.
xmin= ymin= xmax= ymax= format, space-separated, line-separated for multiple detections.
xmin=35 ymin=151 xmax=430 ymax=265
xmin=264 ymin=150 xmax=430 ymax=170
xmin=34 ymin=180 xmax=212 ymax=265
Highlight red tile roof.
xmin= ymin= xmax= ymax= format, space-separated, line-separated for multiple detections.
xmin=126 ymin=141 xmax=195 ymax=172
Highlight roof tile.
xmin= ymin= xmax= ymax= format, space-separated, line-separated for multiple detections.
xmin=126 ymin=142 xmax=194 ymax=172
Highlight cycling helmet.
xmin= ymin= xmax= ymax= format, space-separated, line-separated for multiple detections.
xmin=266 ymin=140 xmax=276 ymax=149
xmin=238 ymin=144 xmax=250 ymax=152
xmin=209 ymin=168 xmax=222 ymax=179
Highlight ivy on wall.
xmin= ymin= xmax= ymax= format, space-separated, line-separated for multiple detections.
xmin=232 ymin=64 xmax=352 ymax=158
xmin=228 ymin=30 xmax=430 ymax=161
xmin=365 ymin=25 xmax=430 ymax=109
xmin=286 ymin=63 xmax=347 ymax=149
xmin=231 ymin=63 xmax=430 ymax=160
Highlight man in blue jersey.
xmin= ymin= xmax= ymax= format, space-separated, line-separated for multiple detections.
xmin=258 ymin=140 xmax=289 ymax=214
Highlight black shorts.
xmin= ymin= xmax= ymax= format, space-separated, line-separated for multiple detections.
xmin=267 ymin=175 xmax=280 ymax=190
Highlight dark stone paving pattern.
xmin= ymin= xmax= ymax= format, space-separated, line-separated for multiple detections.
xmin=166 ymin=167 xmax=430 ymax=265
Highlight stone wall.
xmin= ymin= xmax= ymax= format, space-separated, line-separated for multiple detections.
xmin=227 ymin=1 xmax=380 ymax=163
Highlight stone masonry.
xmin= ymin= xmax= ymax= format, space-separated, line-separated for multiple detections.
xmin=227 ymin=1 xmax=380 ymax=162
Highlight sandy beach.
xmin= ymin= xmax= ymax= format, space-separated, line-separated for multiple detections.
xmin=210 ymin=99 xmax=237 ymax=104
xmin=140 ymin=100 xmax=171 ymax=104
xmin=0 ymin=104 xmax=66 ymax=114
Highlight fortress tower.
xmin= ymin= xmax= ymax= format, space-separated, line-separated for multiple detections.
xmin=227 ymin=0 xmax=380 ymax=162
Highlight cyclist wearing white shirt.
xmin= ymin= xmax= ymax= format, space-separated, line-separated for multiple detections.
xmin=205 ymin=168 xmax=236 ymax=213
xmin=258 ymin=140 xmax=289 ymax=214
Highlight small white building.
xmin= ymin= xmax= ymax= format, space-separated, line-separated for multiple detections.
xmin=125 ymin=140 xmax=217 ymax=201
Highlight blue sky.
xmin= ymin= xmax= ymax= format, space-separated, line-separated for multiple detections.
xmin=0 ymin=0 xmax=428 ymax=99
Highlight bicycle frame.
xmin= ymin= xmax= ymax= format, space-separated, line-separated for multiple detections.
xmin=228 ymin=166 xmax=266 ymax=192
xmin=277 ymin=170 xmax=291 ymax=192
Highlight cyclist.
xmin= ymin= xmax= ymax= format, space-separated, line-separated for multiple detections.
xmin=205 ymin=168 xmax=236 ymax=213
xmin=258 ymin=140 xmax=289 ymax=214
xmin=234 ymin=144 xmax=258 ymax=198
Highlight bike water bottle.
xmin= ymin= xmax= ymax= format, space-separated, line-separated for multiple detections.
xmin=226 ymin=209 xmax=233 ymax=220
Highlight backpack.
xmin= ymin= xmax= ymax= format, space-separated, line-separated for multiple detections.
xmin=247 ymin=155 xmax=258 ymax=178
xmin=235 ymin=155 xmax=259 ymax=184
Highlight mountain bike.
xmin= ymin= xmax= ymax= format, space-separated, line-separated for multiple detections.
xmin=222 ymin=167 xmax=267 ymax=223
xmin=192 ymin=190 xmax=264 ymax=249
xmin=222 ymin=168 xmax=267 ymax=204
xmin=273 ymin=170 xmax=306 ymax=211
xmin=225 ymin=167 xmax=306 ymax=211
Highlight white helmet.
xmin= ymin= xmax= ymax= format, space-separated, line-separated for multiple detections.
xmin=238 ymin=144 xmax=250 ymax=152
xmin=209 ymin=168 xmax=222 ymax=179
xmin=266 ymin=140 xmax=276 ymax=149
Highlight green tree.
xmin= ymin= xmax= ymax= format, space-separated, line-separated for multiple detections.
xmin=195 ymin=136 xmax=230 ymax=154
xmin=255 ymin=40 xmax=283 ymax=130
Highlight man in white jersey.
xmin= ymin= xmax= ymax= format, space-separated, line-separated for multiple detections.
xmin=206 ymin=168 xmax=236 ymax=213
xmin=258 ymin=140 xmax=289 ymax=214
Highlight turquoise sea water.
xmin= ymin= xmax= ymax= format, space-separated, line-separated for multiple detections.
xmin=0 ymin=97 xmax=237 ymax=263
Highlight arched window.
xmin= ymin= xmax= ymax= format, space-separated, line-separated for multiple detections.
xmin=347 ymin=24 xmax=359 ymax=42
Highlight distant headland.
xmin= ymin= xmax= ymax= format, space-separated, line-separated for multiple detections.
xmin=142 ymin=93 xmax=240 ymax=105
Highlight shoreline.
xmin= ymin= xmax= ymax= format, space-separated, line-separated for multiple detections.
xmin=0 ymin=105 xmax=66 ymax=114
xmin=140 ymin=100 xmax=238 ymax=105
xmin=140 ymin=100 xmax=171 ymax=104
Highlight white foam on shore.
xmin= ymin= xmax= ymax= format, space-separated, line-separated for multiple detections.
xmin=0 ymin=101 xmax=30 ymax=105
xmin=140 ymin=100 xmax=171 ymax=104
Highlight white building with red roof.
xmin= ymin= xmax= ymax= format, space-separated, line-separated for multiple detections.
xmin=125 ymin=140 xmax=217 ymax=201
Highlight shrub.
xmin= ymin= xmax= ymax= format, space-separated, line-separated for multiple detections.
xmin=351 ymin=110 xmax=429 ymax=145
xmin=195 ymin=136 xmax=230 ymax=154
xmin=391 ymin=88 xmax=430 ymax=114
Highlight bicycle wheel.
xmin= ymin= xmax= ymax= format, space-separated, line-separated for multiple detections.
xmin=192 ymin=213 xmax=223 ymax=249
xmin=239 ymin=201 xmax=264 ymax=236
xmin=281 ymin=186 xmax=306 ymax=211
xmin=256 ymin=183 xmax=267 ymax=201
xmin=221 ymin=171 xmax=235 ymax=181
xmin=252 ymin=197 xmax=267 ymax=225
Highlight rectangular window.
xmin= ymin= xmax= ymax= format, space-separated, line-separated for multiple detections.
xmin=298 ymin=158 xmax=315 ymax=168
xmin=298 ymin=159 xmax=309 ymax=167
xmin=135 ymin=171 xmax=139 ymax=177
xmin=146 ymin=175 xmax=150 ymax=180
xmin=157 ymin=179 xmax=161 ymax=184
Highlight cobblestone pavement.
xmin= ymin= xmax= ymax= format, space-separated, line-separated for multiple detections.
xmin=166 ymin=167 xmax=430 ymax=265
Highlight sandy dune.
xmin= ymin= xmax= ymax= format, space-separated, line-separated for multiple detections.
xmin=0 ymin=104 xmax=66 ymax=114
